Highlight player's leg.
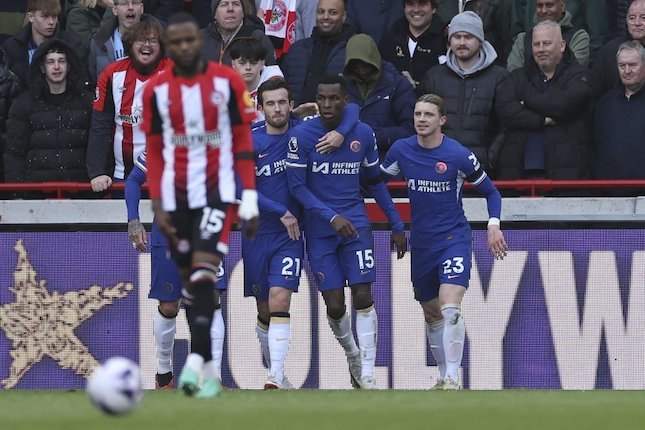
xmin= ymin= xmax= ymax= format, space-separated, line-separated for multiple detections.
xmin=412 ymin=246 xmax=445 ymax=389
xmin=439 ymin=284 xmax=466 ymax=390
xmin=311 ymin=235 xmax=362 ymax=388
xmin=436 ymin=241 xmax=471 ymax=390
xmin=420 ymin=298 xmax=446 ymax=389
xmin=255 ymin=299 xmax=271 ymax=369
xmin=210 ymin=261 xmax=228 ymax=386
xmin=344 ymin=229 xmax=378 ymax=389
xmin=149 ymin=243 xmax=183 ymax=389
xmin=155 ymin=300 xmax=179 ymax=388
xmin=265 ymin=287 xmax=293 ymax=389
xmin=242 ymin=234 xmax=272 ymax=370
xmin=264 ymin=236 xmax=302 ymax=389
xmin=349 ymin=283 xmax=377 ymax=389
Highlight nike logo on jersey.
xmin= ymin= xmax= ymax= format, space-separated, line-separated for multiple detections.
xmin=258 ymin=153 xmax=269 ymax=159
xmin=448 ymin=274 xmax=459 ymax=279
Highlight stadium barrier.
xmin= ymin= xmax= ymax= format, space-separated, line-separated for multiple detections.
xmin=1 ymin=198 xmax=645 ymax=390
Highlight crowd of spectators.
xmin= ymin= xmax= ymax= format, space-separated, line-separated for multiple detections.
xmin=0 ymin=0 xmax=643 ymax=197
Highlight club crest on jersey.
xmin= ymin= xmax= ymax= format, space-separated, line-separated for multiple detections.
xmin=350 ymin=140 xmax=361 ymax=152
xmin=210 ymin=91 xmax=225 ymax=106
xmin=435 ymin=161 xmax=447 ymax=174
xmin=267 ymin=0 xmax=287 ymax=32
xmin=289 ymin=136 xmax=298 ymax=152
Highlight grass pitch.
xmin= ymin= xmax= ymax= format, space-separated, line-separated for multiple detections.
xmin=1 ymin=389 xmax=644 ymax=430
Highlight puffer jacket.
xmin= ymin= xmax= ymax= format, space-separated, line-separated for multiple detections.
xmin=496 ymin=49 xmax=593 ymax=180
xmin=4 ymin=39 xmax=92 ymax=182
xmin=419 ymin=40 xmax=509 ymax=171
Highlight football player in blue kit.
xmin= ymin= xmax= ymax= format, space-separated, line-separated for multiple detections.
xmin=286 ymin=75 xmax=408 ymax=390
xmin=380 ymin=94 xmax=508 ymax=390
xmin=248 ymin=78 xmax=359 ymax=389
xmin=125 ymin=151 xmax=228 ymax=390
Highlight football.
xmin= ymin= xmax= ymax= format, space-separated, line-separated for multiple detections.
xmin=86 ymin=357 xmax=143 ymax=415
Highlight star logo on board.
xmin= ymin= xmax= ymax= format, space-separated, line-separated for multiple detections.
xmin=0 ymin=240 xmax=134 ymax=388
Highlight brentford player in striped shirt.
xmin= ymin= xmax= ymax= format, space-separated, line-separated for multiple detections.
xmin=87 ymin=19 xmax=170 ymax=193
xmin=142 ymin=12 xmax=259 ymax=398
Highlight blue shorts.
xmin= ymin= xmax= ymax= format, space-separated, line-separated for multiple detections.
xmin=307 ymin=227 xmax=375 ymax=292
xmin=148 ymin=246 xmax=227 ymax=302
xmin=411 ymin=240 xmax=472 ymax=303
xmin=242 ymin=232 xmax=303 ymax=301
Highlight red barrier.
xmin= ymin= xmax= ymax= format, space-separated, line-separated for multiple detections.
xmin=1 ymin=179 xmax=644 ymax=199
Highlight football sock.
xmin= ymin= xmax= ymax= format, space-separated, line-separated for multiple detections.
xmin=184 ymin=266 xmax=217 ymax=361
xmin=441 ymin=304 xmax=465 ymax=382
xmin=153 ymin=308 xmax=176 ymax=375
xmin=203 ymin=359 xmax=219 ymax=381
xmin=355 ymin=305 xmax=377 ymax=378
xmin=327 ymin=312 xmax=360 ymax=358
xmin=268 ymin=312 xmax=291 ymax=379
xmin=256 ymin=317 xmax=271 ymax=367
xmin=426 ymin=319 xmax=447 ymax=381
xmin=184 ymin=352 xmax=204 ymax=373
xmin=210 ymin=307 xmax=225 ymax=379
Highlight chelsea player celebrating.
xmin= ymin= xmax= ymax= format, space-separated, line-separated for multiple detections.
xmin=248 ymin=78 xmax=359 ymax=389
xmin=380 ymin=94 xmax=508 ymax=390
xmin=286 ymin=75 xmax=407 ymax=390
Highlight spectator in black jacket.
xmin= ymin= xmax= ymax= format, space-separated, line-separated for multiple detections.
xmin=4 ymin=39 xmax=92 ymax=184
xmin=200 ymin=0 xmax=274 ymax=66
xmin=281 ymin=0 xmax=355 ymax=104
xmin=0 ymin=49 xmax=22 ymax=184
xmin=592 ymin=0 xmax=644 ymax=98
xmin=593 ymin=41 xmax=645 ymax=195
xmin=419 ymin=11 xmax=509 ymax=174
xmin=379 ymin=0 xmax=447 ymax=89
xmin=496 ymin=20 xmax=593 ymax=181
xmin=1 ymin=0 xmax=85 ymax=87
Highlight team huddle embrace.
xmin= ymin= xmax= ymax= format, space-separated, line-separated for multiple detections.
xmin=126 ymin=12 xmax=508 ymax=397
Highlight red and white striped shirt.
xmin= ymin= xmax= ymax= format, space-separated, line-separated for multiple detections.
xmin=93 ymin=57 xmax=170 ymax=179
xmin=142 ymin=62 xmax=257 ymax=211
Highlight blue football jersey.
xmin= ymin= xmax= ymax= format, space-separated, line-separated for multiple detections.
xmin=285 ymin=118 xmax=380 ymax=238
xmin=252 ymin=119 xmax=303 ymax=235
xmin=380 ymin=135 xmax=488 ymax=248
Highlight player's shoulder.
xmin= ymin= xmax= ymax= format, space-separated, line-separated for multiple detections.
xmin=442 ymin=135 xmax=471 ymax=155
xmin=390 ymin=135 xmax=417 ymax=150
xmin=289 ymin=117 xmax=321 ymax=141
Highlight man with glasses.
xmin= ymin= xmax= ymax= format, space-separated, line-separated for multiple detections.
xmin=88 ymin=0 xmax=160 ymax=85
xmin=87 ymin=19 xmax=168 ymax=193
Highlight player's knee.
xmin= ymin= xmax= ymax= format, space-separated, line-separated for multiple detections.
xmin=268 ymin=288 xmax=291 ymax=313
xmin=326 ymin=302 xmax=346 ymax=321
xmin=440 ymin=304 xmax=461 ymax=325
xmin=158 ymin=300 xmax=180 ymax=318
xmin=189 ymin=263 xmax=219 ymax=290
xmin=351 ymin=284 xmax=373 ymax=310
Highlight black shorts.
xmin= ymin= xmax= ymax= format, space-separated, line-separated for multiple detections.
xmin=169 ymin=203 xmax=234 ymax=268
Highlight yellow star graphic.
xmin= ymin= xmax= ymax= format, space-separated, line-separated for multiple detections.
xmin=0 ymin=239 xmax=134 ymax=389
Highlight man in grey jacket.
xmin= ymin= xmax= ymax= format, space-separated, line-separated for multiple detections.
xmin=419 ymin=11 xmax=509 ymax=173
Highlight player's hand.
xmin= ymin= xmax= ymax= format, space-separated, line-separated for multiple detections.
xmin=390 ymin=231 xmax=407 ymax=259
xmin=488 ymin=226 xmax=508 ymax=260
xmin=238 ymin=189 xmax=259 ymax=221
xmin=243 ymin=217 xmax=259 ymax=239
xmin=316 ymin=130 xmax=343 ymax=154
xmin=280 ymin=210 xmax=301 ymax=241
xmin=152 ymin=200 xmax=178 ymax=247
xmin=292 ymin=102 xmax=319 ymax=119
xmin=331 ymin=215 xmax=359 ymax=238
xmin=90 ymin=175 xmax=112 ymax=192
xmin=127 ymin=219 xmax=147 ymax=251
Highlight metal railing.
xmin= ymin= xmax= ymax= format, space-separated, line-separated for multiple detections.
xmin=1 ymin=179 xmax=645 ymax=199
